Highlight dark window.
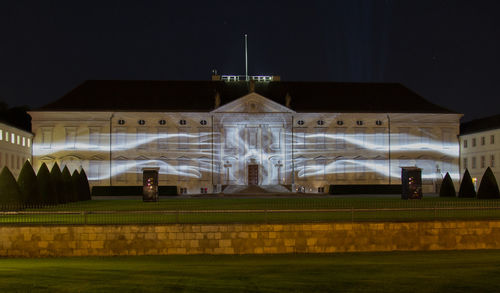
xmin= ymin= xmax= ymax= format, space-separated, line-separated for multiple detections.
xmin=337 ymin=120 xmax=344 ymax=126
xmin=179 ymin=120 xmax=187 ymax=125
xmin=481 ymin=136 xmax=485 ymax=145
xmin=375 ymin=120 xmax=382 ymax=126
xmin=118 ymin=119 xmax=125 ymax=125
xmin=356 ymin=120 xmax=363 ymax=126
xmin=138 ymin=119 xmax=145 ymax=125
xmin=463 ymin=140 xmax=468 ymax=148
xmin=297 ymin=120 xmax=304 ymax=125
xmin=317 ymin=120 xmax=324 ymax=126
xmin=159 ymin=119 xmax=166 ymax=125
xmin=200 ymin=120 xmax=207 ymax=125
xmin=491 ymin=135 xmax=495 ymax=144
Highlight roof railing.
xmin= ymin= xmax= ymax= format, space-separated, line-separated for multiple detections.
xmin=213 ymin=75 xmax=279 ymax=82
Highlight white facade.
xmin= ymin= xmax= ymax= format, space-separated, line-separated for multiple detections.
xmin=0 ymin=122 xmax=33 ymax=179
xmin=460 ymin=129 xmax=500 ymax=189
xmin=30 ymin=92 xmax=461 ymax=194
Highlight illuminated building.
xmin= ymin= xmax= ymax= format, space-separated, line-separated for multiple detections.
xmin=29 ymin=76 xmax=461 ymax=193
xmin=460 ymin=115 xmax=500 ymax=189
xmin=0 ymin=122 xmax=33 ymax=178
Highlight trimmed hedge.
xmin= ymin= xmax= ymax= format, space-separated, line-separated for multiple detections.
xmin=92 ymin=186 xmax=178 ymax=196
xmin=329 ymin=184 xmax=402 ymax=195
xmin=37 ymin=163 xmax=55 ymax=204
xmin=477 ymin=167 xmax=500 ymax=199
xmin=439 ymin=172 xmax=456 ymax=197
xmin=79 ymin=169 xmax=91 ymax=200
xmin=458 ymin=169 xmax=476 ymax=198
xmin=62 ymin=166 xmax=76 ymax=202
xmin=17 ymin=160 xmax=40 ymax=205
xmin=50 ymin=163 xmax=65 ymax=204
xmin=0 ymin=166 xmax=22 ymax=207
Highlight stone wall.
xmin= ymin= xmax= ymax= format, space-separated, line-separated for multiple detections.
xmin=2 ymin=221 xmax=500 ymax=257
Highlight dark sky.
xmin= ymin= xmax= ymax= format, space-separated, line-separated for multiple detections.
xmin=1 ymin=0 xmax=499 ymax=121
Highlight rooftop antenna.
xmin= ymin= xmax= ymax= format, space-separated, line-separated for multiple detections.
xmin=245 ymin=34 xmax=248 ymax=81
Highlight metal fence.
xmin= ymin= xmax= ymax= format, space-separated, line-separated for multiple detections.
xmin=2 ymin=199 xmax=500 ymax=225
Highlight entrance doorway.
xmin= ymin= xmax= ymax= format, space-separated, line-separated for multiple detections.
xmin=248 ymin=164 xmax=259 ymax=185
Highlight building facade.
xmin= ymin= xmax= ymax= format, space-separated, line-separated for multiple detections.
xmin=460 ymin=115 xmax=500 ymax=189
xmin=0 ymin=122 xmax=33 ymax=179
xmin=29 ymin=78 xmax=461 ymax=193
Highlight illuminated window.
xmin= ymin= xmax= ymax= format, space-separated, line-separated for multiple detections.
xmin=200 ymin=120 xmax=207 ymax=126
xmin=41 ymin=128 xmax=53 ymax=149
xmin=472 ymin=157 xmax=476 ymax=169
xmin=375 ymin=120 xmax=382 ymax=126
xmin=491 ymin=135 xmax=495 ymax=144
xmin=118 ymin=119 xmax=125 ymax=125
xmin=138 ymin=119 xmax=146 ymax=125
xmin=179 ymin=120 xmax=187 ymax=125
xmin=472 ymin=138 xmax=476 ymax=147
xmin=337 ymin=120 xmax=344 ymax=126
xmin=199 ymin=129 xmax=210 ymax=150
xmin=27 ymin=138 xmax=31 ymax=147
xmin=157 ymin=128 xmax=168 ymax=150
xmin=297 ymin=120 xmax=304 ymax=125
xmin=481 ymin=136 xmax=485 ymax=146
xmin=355 ymin=128 xmax=366 ymax=149
xmin=463 ymin=158 xmax=468 ymax=169
xmin=11 ymin=133 xmax=15 ymax=144
xmin=335 ymin=129 xmax=346 ymax=150
xmin=248 ymin=127 xmax=258 ymax=149
xmin=0 ymin=129 xmax=2 ymax=141
xmin=315 ymin=129 xmax=325 ymax=149
xmin=491 ymin=155 xmax=495 ymax=167
xmin=178 ymin=129 xmax=189 ymax=149
xmin=159 ymin=119 xmax=166 ymax=125
xmin=294 ymin=130 xmax=305 ymax=149
xmin=463 ymin=139 xmax=468 ymax=148
xmin=317 ymin=120 xmax=324 ymax=126
xmin=481 ymin=156 xmax=485 ymax=168
xmin=22 ymin=137 xmax=25 ymax=146
xmin=225 ymin=127 xmax=237 ymax=149
xmin=137 ymin=128 xmax=147 ymax=149
xmin=270 ymin=127 xmax=281 ymax=150
xmin=5 ymin=131 xmax=9 ymax=142
xmin=356 ymin=120 xmax=363 ymax=126
xmin=17 ymin=135 xmax=20 ymax=145
xmin=374 ymin=131 xmax=385 ymax=149
xmin=65 ymin=127 xmax=77 ymax=149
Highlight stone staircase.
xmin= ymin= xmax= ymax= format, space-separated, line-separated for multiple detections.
xmin=222 ymin=185 xmax=291 ymax=195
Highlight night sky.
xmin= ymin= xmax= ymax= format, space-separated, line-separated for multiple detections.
xmin=1 ymin=0 xmax=499 ymax=121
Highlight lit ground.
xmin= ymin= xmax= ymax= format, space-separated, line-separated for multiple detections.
xmin=1 ymin=250 xmax=500 ymax=292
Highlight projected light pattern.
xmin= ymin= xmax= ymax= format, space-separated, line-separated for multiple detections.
xmin=33 ymin=121 xmax=460 ymax=193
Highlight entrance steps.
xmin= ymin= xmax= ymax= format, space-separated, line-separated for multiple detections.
xmin=222 ymin=185 xmax=291 ymax=194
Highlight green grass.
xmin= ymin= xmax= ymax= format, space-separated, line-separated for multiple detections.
xmin=2 ymin=197 xmax=500 ymax=225
xmin=1 ymin=250 xmax=500 ymax=292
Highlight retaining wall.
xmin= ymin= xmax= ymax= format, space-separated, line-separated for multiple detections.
xmin=2 ymin=221 xmax=500 ymax=257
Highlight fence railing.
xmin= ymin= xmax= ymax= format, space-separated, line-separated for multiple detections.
xmin=2 ymin=199 xmax=500 ymax=225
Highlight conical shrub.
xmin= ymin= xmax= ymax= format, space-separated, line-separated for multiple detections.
xmin=50 ymin=163 xmax=65 ymax=204
xmin=458 ymin=169 xmax=476 ymax=198
xmin=439 ymin=172 xmax=456 ymax=197
xmin=61 ymin=166 xmax=76 ymax=202
xmin=17 ymin=160 xmax=41 ymax=206
xmin=79 ymin=169 xmax=91 ymax=201
xmin=477 ymin=167 xmax=500 ymax=199
xmin=71 ymin=170 xmax=82 ymax=201
xmin=0 ymin=167 xmax=22 ymax=210
xmin=37 ymin=163 xmax=55 ymax=205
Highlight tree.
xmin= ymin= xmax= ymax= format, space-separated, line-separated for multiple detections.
xmin=0 ymin=167 xmax=22 ymax=209
xmin=477 ymin=167 xmax=500 ymax=199
xmin=71 ymin=170 xmax=82 ymax=201
xmin=458 ymin=169 xmax=476 ymax=198
xmin=37 ymin=163 xmax=55 ymax=205
xmin=17 ymin=160 xmax=40 ymax=205
xmin=50 ymin=163 xmax=65 ymax=204
xmin=79 ymin=169 xmax=91 ymax=201
xmin=61 ymin=166 xmax=76 ymax=202
xmin=439 ymin=172 xmax=456 ymax=197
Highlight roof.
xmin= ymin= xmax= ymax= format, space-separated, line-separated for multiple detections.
xmin=36 ymin=80 xmax=456 ymax=114
xmin=460 ymin=114 xmax=500 ymax=135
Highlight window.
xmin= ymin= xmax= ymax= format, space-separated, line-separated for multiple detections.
xmin=463 ymin=158 xmax=468 ymax=170
xmin=463 ymin=139 xmax=468 ymax=148
xmin=159 ymin=119 xmax=166 ymax=125
xmin=179 ymin=120 xmax=187 ymax=125
xmin=374 ymin=131 xmax=385 ymax=149
xmin=225 ymin=127 xmax=237 ymax=149
xmin=481 ymin=136 xmax=485 ymax=145
xmin=335 ymin=128 xmax=346 ymax=150
xmin=89 ymin=127 xmax=100 ymax=148
xmin=17 ymin=135 xmax=20 ymax=145
xmin=118 ymin=119 xmax=125 ymax=125
xmin=491 ymin=135 xmax=495 ymax=144
xmin=22 ymin=137 xmax=25 ymax=146
xmin=315 ymin=158 xmax=326 ymax=180
xmin=114 ymin=127 xmax=126 ymax=149
xmin=337 ymin=120 xmax=344 ymax=126
xmin=295 ymin=130 xmax=305 ymax=149
xmin=420 ymin=128 xmax=431 ymax=147
xmin=315 ymin=129 xmax=325 ymax=149
xmin=375 ymin=120 xmax=383 ymax=126
xmin=270 ymin=127 xmax=281 ymax=150
xmin=247 ymin=127 xmax=258 ymax=149
xmin=137 ymin=128 xmax=147 ymax=149
xmin=297 ymin=120 xmax=304 ymax=125
xmin=27 ymin=138 xmax=31 ymax=147
xmin=442 ymin=129 xmax=452 ymax=149
xmin=399 ymin=128 xmax=409 ymax=148
xmin=157 ymin=128 xmax=168 ymax=150
xmin=472 ymin=157 xmax=476 ymax=169
xmin=65 ymin=127 xmax=77 ymax=149
xmin=317 ymin=120 xmax=324 ymax=126
xmin=199 ymin=129 xmax=210 ymax=150
xmin=138 ymin=119 xmax=146 ymax=125
xmin=11 ymin=133 xmax=15 ymax=144
xmin=491 ymin=155 xmax=495 ymax=168
xmin=481 ymin=156 xmax=485 ymax=168
xmin=0 ymin=129 xmax=2 ymax=140
xmin=178 ymin=129 xmax=189 ymax=149
xmin=335 ymin=159 xmax=346 ymax=180
xmin=472 ymin=138 xmax=476 ymax=147
xmin=355 ymin=128 xmax=366 ymax=149
xmin=356 ymin=120 xmax=363 ymax=126
xmin=355 ymin=158 xmax=366 ymax=180
xmin=42 ymin=128 xmax=53 ymax=149
xmin=200 ymin=120 xmax=207 ymax=126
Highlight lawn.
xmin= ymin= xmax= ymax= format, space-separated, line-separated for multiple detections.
xmin=1 ymin=250 xmax=500 ymax=292
xmin=2 ymin=197 xmax=500 ymax=225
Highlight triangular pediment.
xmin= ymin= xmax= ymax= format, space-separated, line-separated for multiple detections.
xmin=211 ymin=93 xmax=294 ymax=113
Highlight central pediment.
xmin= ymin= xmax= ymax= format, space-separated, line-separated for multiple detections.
xmin=211 ymin=93 xmax=295 ymax=114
